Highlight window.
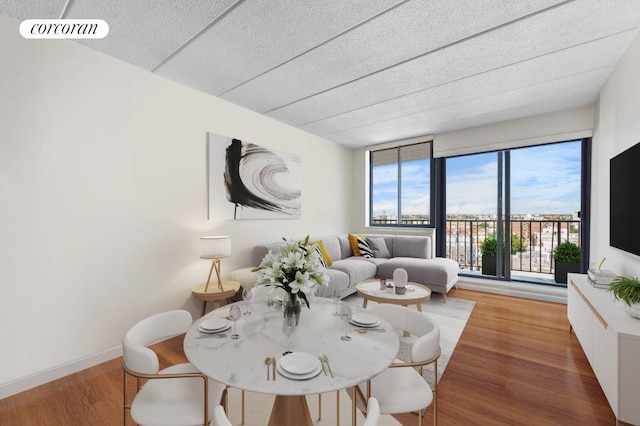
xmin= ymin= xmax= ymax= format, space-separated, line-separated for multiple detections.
xmin=369 ymin=141 xmax=432 ymax=227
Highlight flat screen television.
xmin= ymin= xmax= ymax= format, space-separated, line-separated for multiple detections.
xmin=610 ymin=141 xmax=640 ymax=256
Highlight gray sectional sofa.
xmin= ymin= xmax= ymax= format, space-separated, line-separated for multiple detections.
xmin=247 ymin=234 xmax=459 ymax=301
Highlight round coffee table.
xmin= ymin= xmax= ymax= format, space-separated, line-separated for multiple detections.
xmin=356 ymin=279 xmax=431 ymax=311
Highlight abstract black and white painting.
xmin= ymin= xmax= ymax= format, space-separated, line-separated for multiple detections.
xmin=208 ymin=132 xmax=301 ymax=220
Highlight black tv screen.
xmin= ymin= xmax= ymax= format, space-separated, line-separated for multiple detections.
xmin=610 ymin=141 xmax=640 ymax=256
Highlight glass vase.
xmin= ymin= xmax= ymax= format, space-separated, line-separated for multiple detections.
xmin=282 ymin=297 xmax=302 ymax=326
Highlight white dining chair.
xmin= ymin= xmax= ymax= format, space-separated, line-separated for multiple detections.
xmin=353 ymin=304 xmax=440 ymax=426
xmin=122 ymin=309 xmax=228 ymax=426
xmin=363 ymin=397 xmax=381 ymax=426
xmin=212 ymin=404 xmax=233 ymax=426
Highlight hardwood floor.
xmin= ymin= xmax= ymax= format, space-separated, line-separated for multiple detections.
xmin=0 ymin=288 xmax=615 ymax=425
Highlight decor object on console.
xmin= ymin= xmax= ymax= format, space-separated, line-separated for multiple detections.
xmin=192 ymin=236 xmax=240 ymax=317
xmin=207 ymin=132 xmax=301 ymax=220
xmin=252 ymin=236 xmax=329 ymax=317
xmin=609 ymin=275 xmax=640 ymax=319
xmin=553 ymin=241 xmax=581 ymax=284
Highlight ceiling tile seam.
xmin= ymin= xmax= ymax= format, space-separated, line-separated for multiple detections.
xmin=292 ymin=27 xmax=638 ymax=130
xmin=59 ymin=0 xmax=73 ymax=19
xmin=260 ymin=0 xmax=577 ymax=114
xmin=345 ymin=93 xmax=595 ymax=144
xmin=150 ymin=0 xmax=247 ymax=73
xmin=215 ymin=0 xmax=411 ymax=97
xmin=315 ymin=65 xmax=613 ymax=138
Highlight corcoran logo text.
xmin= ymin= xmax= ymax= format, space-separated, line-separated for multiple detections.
xmin=20 ymin=19 xmax=109 ymax=39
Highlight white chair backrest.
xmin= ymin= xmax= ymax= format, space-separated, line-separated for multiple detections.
xmin=369 ymin=304 xmax=440 ymax=362
xmin=363 ymin=397 xmax=380 ymax=426
xmin=212 ymin=405 xmax=232 ymax=426
xmin=123 ymin=310 xmax=192 ymax=375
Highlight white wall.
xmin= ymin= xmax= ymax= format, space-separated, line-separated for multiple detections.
xmin=592 ymin=28 xmax=640 ymax=277
xmin=0 ymin=14 xmax=351 ymax=395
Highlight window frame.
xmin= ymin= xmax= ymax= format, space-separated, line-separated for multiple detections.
xmin=368 ymin=141 xmax=435 ymax=228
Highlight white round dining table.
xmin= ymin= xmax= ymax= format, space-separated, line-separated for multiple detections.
xmin=183 ymin=297 xmax=399 ymax=426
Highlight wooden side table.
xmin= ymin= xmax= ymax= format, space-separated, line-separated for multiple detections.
xmin=192 ymin=280 xmax=241 ymax=317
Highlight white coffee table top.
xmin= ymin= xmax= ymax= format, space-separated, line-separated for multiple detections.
xmin=357 ymin=280 xmax=431 ymax=302
xmin=183 ymin=298 xmax=399 ymax=396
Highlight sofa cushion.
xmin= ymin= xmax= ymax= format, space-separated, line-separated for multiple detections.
xmin=307 ymin=240 xmax=333 ymax=266
xmin=348 ymin=233 xmax=368 ymax=257
xmin=337 ymin=235 xmax=352 ymax=259
xmin=367 ymin=236 xmax=391 ymax=258
xmin=330 ymin=258 xmax=377 ymax=285
xmin=377 ymin=257 xmax=459 ymax=292
xmin=392 ymin=236 xmax=430 ymax=258
xmin=315 ymin=269 xmax=350 ymax=297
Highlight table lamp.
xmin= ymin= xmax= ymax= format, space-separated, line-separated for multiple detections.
xmin=200 ymin=236 xmax=232 ymax=292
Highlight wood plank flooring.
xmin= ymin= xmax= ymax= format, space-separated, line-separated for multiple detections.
xmin=0 ymin=288 xmax=616 ymax=425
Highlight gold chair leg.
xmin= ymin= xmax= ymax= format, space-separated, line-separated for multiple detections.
xmin=318 ymin=393 xmax=322 ymax=421
xmin=123 ymin=369 xmax=127 ymax=425
xmin=434 ymin=360 xmax=438 ymax=426
xmin=336 ymin=390 xmax=340 ymax=426
xmin=241 ymin=389 xmax=245 ymax=425
xmin=352 ymin=387 xmax=356 ymax=426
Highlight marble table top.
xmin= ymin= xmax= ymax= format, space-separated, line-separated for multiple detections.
xmin=184 ymin=298 xmax=399 ymax=396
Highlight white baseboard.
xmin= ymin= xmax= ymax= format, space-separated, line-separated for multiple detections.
xmin=457 ymin=278 xmax=567 ymax=304
xmin=0 ymin=345 xmax=122 ymax=400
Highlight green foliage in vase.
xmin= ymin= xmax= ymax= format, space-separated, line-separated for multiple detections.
xmin=609 ymin=276 xmax=640 ymax=305
xmin=553 ymin=242 xmax=581 ymax=263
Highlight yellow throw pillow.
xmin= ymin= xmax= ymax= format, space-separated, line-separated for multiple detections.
xmin=308 ymin=240 xmax=333 ymax=267
xmin=348 ymin=233 xmax=367 ymax=257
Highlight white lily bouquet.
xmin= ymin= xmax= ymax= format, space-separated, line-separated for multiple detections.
xmin=252 ymin=236 xmax=329 ymax=308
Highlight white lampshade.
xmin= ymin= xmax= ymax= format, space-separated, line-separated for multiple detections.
xmin=200 ymin=236 xmax=232 ymax=259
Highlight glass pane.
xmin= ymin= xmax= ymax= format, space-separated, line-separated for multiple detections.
xmin=445 ymin=152 xmax=498 ymax=274
xmin=400 ymin=144 xmax=430 ymax=225
xmin=371 ymin=149 xmax=398 ymax=225
xmin=510 ymin=141 xmax=582 ymax=278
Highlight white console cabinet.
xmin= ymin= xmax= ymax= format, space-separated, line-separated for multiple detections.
xmin=567 ymin=273 xmax=640 ymax=425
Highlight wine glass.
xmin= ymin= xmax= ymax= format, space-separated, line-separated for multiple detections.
xmin=242 ymin=287 xmax=253 ymax=315
xmin=331 ymin=288 xmax=340 ymax=316
xmin=229 ymin=305 xmax=241 ymax=340
xmin=339 ymin=304 xmax=352 ymax=341
xmin=282 ymin=315 xmax=296 ymax=355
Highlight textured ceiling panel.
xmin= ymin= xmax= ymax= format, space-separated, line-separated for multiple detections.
xmin=301 ymin=30 xmax=634 ymax=137
xmin=1 ymin=0 xmax=639 ymax=148
xmin=68 ymin=0 xmax=239 ymax=70
xmin=154 ymin=0 xmax=402 ymax=96
xmin=267 ymin=0 xmax=640 ymax=127
xmin=0 ymin=0 xmax=67 ymax=20
xmin=220 ymin=0 xmax=565 ymax=112
xmin=329 ymin=74 xmax=605 ymax=146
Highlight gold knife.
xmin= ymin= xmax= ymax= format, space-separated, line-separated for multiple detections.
xmin=271 ymin=357 xmax=276 ymax=381
xmin=322 ymin=354 xmax=334 ymax=378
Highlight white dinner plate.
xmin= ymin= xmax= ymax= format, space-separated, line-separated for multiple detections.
xmin=349 ymin=319 xmax=382 ymax=328
xmin=279 ymin=352 xmax=321 ymax=375
xmin=200 ymin=318 xmax=231 ymax=331
xmin=351 ymin=312 xmax=379 ymax=325
xmin=276 ymin=359 xmax=323 ymax=380
xmin=198 ymin=323 xmax=231 ymax=334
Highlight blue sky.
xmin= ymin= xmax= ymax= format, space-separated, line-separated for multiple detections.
xmin=373 ymin=141 xmax=581 ymax=217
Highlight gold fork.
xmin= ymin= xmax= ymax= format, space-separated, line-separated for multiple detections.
xmin=321 ymin=354 xmax=334 ymax=378
xmin=196 ymin=333 xmax=228 ymax=339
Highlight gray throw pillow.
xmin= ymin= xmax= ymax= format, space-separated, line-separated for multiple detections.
xmin=367 ymin=236 xmax=391 ymax=258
